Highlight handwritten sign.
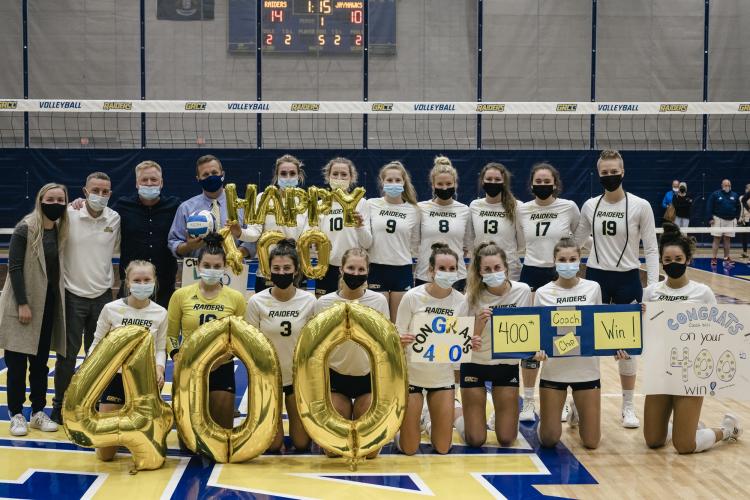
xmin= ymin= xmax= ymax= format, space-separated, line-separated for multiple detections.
xmin=491 ymin=314 xmax=541 ymax=355
xmin=554 ymin=332 xmax=580 ymax=356
xmin=642 ymin=302 xmax=750 ymax=399
xmin=410 ymin=314 xmax=474 ymax=364
xmin=181 ymin=258 xmax=250 ymax=297
xmin=593 ymin=311 xmax=642 ymax=350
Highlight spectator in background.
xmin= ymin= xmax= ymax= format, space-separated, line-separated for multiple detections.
xmin=740 ymin=184 xmax=750 ymax=259
xmin=672 ymin=182 xmax=693 ymax=228
xmin=662 ymin=179 xmax=680 ymax=211
xmin=706 ymin=179 xmax=741 ymax=266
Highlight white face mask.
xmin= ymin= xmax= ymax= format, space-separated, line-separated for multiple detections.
xmin=556 ymin=262 xmax=580 ymax=279
xmin=329 ymin=179 xmax=350 ymax=191
xmin=434 ymin=270 xmax=458 ymax=289
xmin=278 ymin=177 xmax=299 ymax=189
xmin=129 ymin=283 xmax=154 ymax=300
xmin=200 ymin=268 xmax=225 ymax=285
xmin=138 ymin=185 xmax=161 ymax=200
xmin=482 ymin=271 xmax=506 ymax=288
xmin=87 ymin=193 xmax=110 ymax=211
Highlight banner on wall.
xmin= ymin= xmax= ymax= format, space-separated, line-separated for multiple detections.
xmin=157 ymin=0 xmax=215 ymax=20
xmin=642 ymin=302 xmax=750 ymax=399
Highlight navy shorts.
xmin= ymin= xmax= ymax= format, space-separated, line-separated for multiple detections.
xmin=330 ymin=369 xmax=371 ymax=400
xmin=519 ymin=265 xmax=557 ymax=292
xmin=283 ymin=384 xmax=294 ymax=396
xmin=539 ymin=379 xmax=601 ymax=392
xmin=408 ymin=384 xmax=454 ymax=394
xmin=209 ymin=362 xmax=236 ymax=393
xmin=367 ymin=263 xmax=413 ymax=293
xmin=100 ymin=373 xmax=125 ymax=405
xmin=460 ymin=363 xmax=520 ymax=389
xmin=585 ymin=267 xmax=643 ymax=304
xmin=414 ymin=278 xmax=467 ymax=293
xmin=315 ymin=264 xmax=340 ymax=298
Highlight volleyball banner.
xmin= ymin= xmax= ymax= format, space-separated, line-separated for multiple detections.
xmin=491 ymin=304 xmax=642 ymax=359
xmin=409 ymin=314 xmax=474 ymax=364
xmin=642 ymin=302 xmax=750 ymax=399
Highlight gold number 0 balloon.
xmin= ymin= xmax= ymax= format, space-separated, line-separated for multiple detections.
xmin=297 ymin=228 xmax=331 ymax=280
xmin=62 ymin=326 xmax=174 ymax=471
xmin=172 ymin=316 xmax=282 ymax=463
xmin=294 ymin=302 xmax=408 ymax=470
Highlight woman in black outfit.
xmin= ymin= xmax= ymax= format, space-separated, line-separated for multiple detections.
xmin=740 ymin=184 xmax=750 ymax=258
xmin=672 ymin=182 xmax=693 ymax=228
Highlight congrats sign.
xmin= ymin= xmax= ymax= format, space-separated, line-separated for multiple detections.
xmin=642 ymin=302 xmax=750 ymax=399
xmin=491 ymin=304 xmax=642 ymax=359
xmin=409 ymin=314 xmax=474 ymax=364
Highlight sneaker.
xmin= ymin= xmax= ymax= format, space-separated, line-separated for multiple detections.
xmin=567 ymin=403 xmax=579 ymax=427
xmin=561 ymin=402 xmax=570 ymax=422
xmin=621 ymin=404 xmax=640 ymax=428
xmin=721 ymin=413 xmax=742 ymax=441
xmin=420 ymin=401 xmax=430 ymax=433
xmin=30 ymin=411 xmax=58 ymax=432
xmin=9 ymin=414 xmax=28 ymax=436
xmin=711 ymin=258 xmax=718 ymax=267
xmin=742 ymin=253 xmax=748 ymax=259
xmin=50 ymin=407 xmax=63 ymax=426
xmin=724 ymin=256 xmax=735 ymax=266
xmin=519 ymin=398 xmax=536 ymax=422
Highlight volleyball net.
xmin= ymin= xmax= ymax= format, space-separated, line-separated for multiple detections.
xmin=0 ymin=99 xmax=748 ymax=150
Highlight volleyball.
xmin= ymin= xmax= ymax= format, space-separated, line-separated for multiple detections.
xmin=186 ymin=210 xmax=215 ymax=239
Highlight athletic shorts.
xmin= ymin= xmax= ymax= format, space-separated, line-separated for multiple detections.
xmin=315 ymin=264 xmax=340 ymax=298
xmin=710 ymin=216 xmax=736 ymax=238
xmin=585 ymin=267 xmax=643 ymax=304
xmin=100 ymin=373 xmax=125 ymax=405
xmin=329 ymin=369 xmax=371 ymax=400
xmin=519 ymin=265 xmax=557 ymax=292
xmin=414 ymin=278 xmax=467 ymax=293
xmin=539 ymin=378 xmax=601 ymax=392
xmin=408 ymin=384 xmax=455 ymax=394
xmin=209 ymin=362 xmax=236 ymax=393
xmin=283 ymin=384 xmax=294 ymax=397
xmin=460 ymin=363 xmax=520 ymax=389
xmin=367 ymin=263 xmax=413 ymax=293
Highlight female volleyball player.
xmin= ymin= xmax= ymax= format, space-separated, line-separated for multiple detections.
xmin=642 ymin=223 xmax=742 ymax=453
xmin=316 ymin=157 xmax=372 ymax=298
xmin=246 ymin=239 xmax=316 ymax=451
xmin=316 ymin=247 xmax=390 ymax=456
xmin=414 ymin=156 xmax=472 ymax=292
xmin=167 ymin=233 xmax=246 ymax=429
xmin=366 ymin=161 xmax=420 ymax=322
xmin=533 ymin=238 xmax=602 ymax=450
xmin=459 ymin=242 xmax=531 ymax=447
xmin=517 ymin=163 xmax=580 ymax=422
xmin=90 ymin=260 xmax=167 ymax=461
xmin=574 ymin=149 xmax=659 ymax=429
xmin=396 ymin=243 xmax=480 ymax=455
xmin=469 ymin=163 xmax=524 ymax=281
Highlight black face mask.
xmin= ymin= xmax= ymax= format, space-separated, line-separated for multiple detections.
xmin=434 ymin=187 xmax=455 ymax=200
xmin=483 ymin=182 xmax=503 ymax=197
xmin=600 ymin=174 xmax=623 ymax=192
xmin=663 ymin=262 xmax=687 ymax=279
xmin=270 ymin=272 xmax=295 ymax=289
xmin=342 ymin=272 xmax=368 ymax=290
xmin=532 ymin=185 xmax=554 ymax=200
xmin=41 ymin=203 xmax=66 ymax=222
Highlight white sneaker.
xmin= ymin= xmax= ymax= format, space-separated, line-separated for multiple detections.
xmin=567 ymin=403 xmax=579 ymax=427
xmin=9 ymin=414 xmax=28 ymax=436
xmin=721 ymin=413 xmax=742 ymax=441
xmin=519 ymin=398 xmax=536 ymax=422
xmin=561 ymin=402 xmax=570 ymax=422
xmin=29 ymin=411 xmax=58 ymax=432
xmin=420 ymin=400 xmax=430 ymax=433
xmin=621 ymin=404 xmax=640 ymax=428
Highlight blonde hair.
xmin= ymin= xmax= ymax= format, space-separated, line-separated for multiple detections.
xmin=478 ymin=162 xmax=517 ymax=223
xmin=378 ymin=161 xmax=418 ymax=205
xmin=596 ymin=149 xmax=624 ymax=170
xmin=465 ymin=242 xmax=508 ymax=309
xmin=123 ymin=259 xmax=158 ymax=294
xmin=322 ymin=157 xmax=358 ymax=188
xmin=272 ymin=154 xmax=306 ymax=186
xmin=338 ymin=247 xmax=370 ymax=290
xmin=430 ymin=155 xmax=458 ymax=197
xmin=135 ymin=160 xmax=162 ymax=178
xmin=20 ymin=183 xmax=69 ymax=260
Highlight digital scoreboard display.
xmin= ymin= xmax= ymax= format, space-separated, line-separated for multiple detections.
xmin=228 ymin=0 xmax=396 ymax=55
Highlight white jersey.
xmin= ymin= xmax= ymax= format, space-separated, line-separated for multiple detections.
xmin=320 ymin=198 xmax=373 ymax=266
xmin=366 ymin=198 xmax=421 ymax=266
xmin=459 ymin=281 xmax=532 ymax=365
xmin=643 ymin=280 xmax=716 ymax=304
xmin=415 ymin=200 xmax=472 ymax=281
xmin=518 ymin=198 xmax=580 ymax=268
xmin=535 ymin=279 xmax=602 ymax=383
xmin=396 ymin=284 xmax=465 ymax=388
xmin=245 ymin=288 xmax=317 ymax=386
xmin=315 ymin=290 xmax=390 ymax=376
xmin=576 ymin=193 xmax=659 ymax=285
xmin=468 ymin=198 xmax=524 ymax=280
xmin=89 ymin=298 xmax=168 ymax=370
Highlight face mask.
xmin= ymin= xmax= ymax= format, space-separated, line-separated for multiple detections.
xmin=343 ymin=272 xmax=368 ymax=290
xmin=129 ymin=283 xmax=155 ymax=300
xmin=87 ymin=193 xmax=110 ymax=211
xmin=679 ymin=187 xmax=686 ymax=194
xmin=199 ymin=175 xmax=224 ymax=193
xmin=482 ymin=271 xmax=506 ymax=288
xmin=41 ymin=202 xmax=65 ymax=222
xmin=673 ymin=187 xmax=679 ymax=193
xmin=434 ymin=270 xmax=458 ymax=289
xmin=483 ymin=182 xmax=503 ymax=197
xmin=532 ymin=185 xmax=554 ymax=200
xmin=329 ymin=179 xmax=350 ymax=191
xmin=663 ymin=262 xmax=687 ymax=279
xmin=600 ymin=174 xmax=623 ymax=192
xmin=383 ymin=183 xmax=404 ymax=198
xmin=556 ymin=262 xmax=579 ymax=279
xmin=434 ymin=187 xmax=455 ymax=200
xmin=138 ymin=185 xmax=161 ymax=200
xmin=199 ymin=268 xmax=224 ymax=285
xmin=271 ymin=272 xmax=294 ymax=289
xmin=723 ymin=187 xmax=731 ymax=193
xmin=278 ymin=177 xmax=299 ymax=189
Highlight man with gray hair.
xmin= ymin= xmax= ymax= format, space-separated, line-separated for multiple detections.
xmin=706 ymin=179 xmax=741 ymax=266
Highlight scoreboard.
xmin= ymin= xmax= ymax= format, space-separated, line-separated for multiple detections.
xmin=228 ymin=0 xmax=396 ymax=54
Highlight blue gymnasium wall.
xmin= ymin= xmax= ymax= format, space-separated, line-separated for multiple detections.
xmin=1 ymin=149 xmax=748 ymax=230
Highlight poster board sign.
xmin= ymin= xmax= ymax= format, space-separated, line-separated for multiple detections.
xmin=409 ymin=313 xmax=474 ymax=364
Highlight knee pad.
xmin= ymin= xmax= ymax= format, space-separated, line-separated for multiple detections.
xmin=618 ymin=356 xmax=638 ymax=376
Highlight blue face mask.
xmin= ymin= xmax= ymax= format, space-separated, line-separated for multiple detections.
xmin=200 ymin=268 xmax=225 ymax=285
xmin=278 ymin=177 xmax=299 ymax=189
xmin=138 ymin=185 xmax=161 ymax=200
xmin=482 ymin=271 xmax=506 ymax=288
xmin=434 ymin=270 xmax=458 ymax=290
xmin=199 ymin=175 xmax=224 ymax=193
xmin=383 ymin=183 xmax=404 ymax=198
xmin=556 ymin=262 xmax=580 ymax=279
xmin=129 ymin=283 xmax=155 ymax=300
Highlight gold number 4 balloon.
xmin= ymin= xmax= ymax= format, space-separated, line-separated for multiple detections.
xmin=62 ymin=326 xmax=174 ymax=471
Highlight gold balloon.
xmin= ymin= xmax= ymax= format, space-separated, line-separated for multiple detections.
xmin=294 ymin=302 xmax=407 ymax=470
xmin=225 ymin=183 xmax=258 ymax=225
xmin=307 ymin=186 xmax=333 ymax=227
xmin=253 ymin=186 xmax=288 ymax=226
xmin=284 ymin=187 xmax=309 ymax=227
xmin=256 ymin=230 xmax=285 ymax=278
xmin=62 ymin=326 xmax=173 ymax=471
xmin=332 ymin=187 xmax=366 ymax=227
xmin=218 ymin=226 xmax=245 ymax=276
xmin=172 ymin=316 xmax=282 ymax=463
xmin=297 ymin=229 xmax=331 ymax=280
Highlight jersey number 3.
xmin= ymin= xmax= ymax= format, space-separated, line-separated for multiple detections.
xmin=280 ymin=320 xmax=292 ymax=337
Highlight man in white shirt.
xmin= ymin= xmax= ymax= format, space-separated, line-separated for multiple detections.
xmin=51 ymin=172 xmax=120 ymax=424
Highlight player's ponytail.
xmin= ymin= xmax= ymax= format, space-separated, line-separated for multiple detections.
xmin=659 ymin=222 xmax=695 ymax=261
xmin=198 ymin=232 xmax=227 ymax=265
xmin=428 ymin=242 xmax=458 ymax=270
